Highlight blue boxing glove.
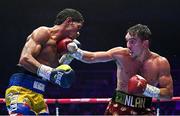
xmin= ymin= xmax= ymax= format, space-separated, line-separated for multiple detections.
xmin=37 ymin=64 xmax=75 ymax=88
xmin=50 ymin=65 xmax=75 ymax=88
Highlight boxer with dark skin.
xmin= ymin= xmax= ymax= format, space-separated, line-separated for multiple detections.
xmin=66 ymin=24 xmax=173 ymax=115
xmin=5 ymin=8 xmax=84 ymax=115
xmin=20 ymin=12 xmax=83 ymax=73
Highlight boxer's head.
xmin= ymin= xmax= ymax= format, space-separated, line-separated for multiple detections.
xmin=54 ymin=8 xmax=84 ymax=39
xmin=125 ymin=24 xmax=152 ymax=58
xmin=127 ymin=24 xmax=152 ymax=41
xmin=54 ymin=8 xmax=84 ymax=25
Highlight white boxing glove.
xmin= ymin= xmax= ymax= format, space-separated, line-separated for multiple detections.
xmin=59 ymin=54 xmax=74 ymax=64
xmin=67 ymin=42 xmax=78 ymax=53
xmin=67 ymin=39 xmax=81 ymax=53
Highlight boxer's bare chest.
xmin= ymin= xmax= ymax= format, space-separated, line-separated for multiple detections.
xmin=116 ymin=56 xmax=140 ymax=91
xmin=121 ymin=58 xmax=159 ymax=85
xmin=37 ymin=38 xmax=60 ymax=67
xmin=116 ymin=55 xmax=159 ymax=91
xmin=138 ymin=60 xmax=159 ymax=86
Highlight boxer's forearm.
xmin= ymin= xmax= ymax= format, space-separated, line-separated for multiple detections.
xmin=19 ymin=55 xmax=41 ymax=73
xmin=71 ymin=49 xmax=113 ymax=63
xmin=81 ymin=51 xmax=99 ymax=63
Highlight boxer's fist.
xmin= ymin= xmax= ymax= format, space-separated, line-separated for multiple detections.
xmin=67 ymin=42 xmax=78 ymax=53
xmin=128 ymin=75 xmax=160 ymax=98
xmin=67 ymin=39 xmax=81 ymax=53
xmin=50 ymin=64 xmax=75 ymax=88
xmin=57 ymin=38 xmax=81 ymax=54
xmin=128 ymin=75 xmax=147 ymax=94
xmin=56 ymin=38 xmax=73 ymax=54
xmin=37 ymin=64 xmax=75 ymax=88
xmin=73 ymin=39 xmax=81 ymax=48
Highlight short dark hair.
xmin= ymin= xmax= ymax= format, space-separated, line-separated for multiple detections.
xmin=127 ymin=24 xmax=152 ymax=41
xmin=54 ymin=8 xmax=84 ymax=25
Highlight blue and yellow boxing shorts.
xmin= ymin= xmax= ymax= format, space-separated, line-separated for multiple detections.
xmin=5 ymin=73 xmax=49 ymax=115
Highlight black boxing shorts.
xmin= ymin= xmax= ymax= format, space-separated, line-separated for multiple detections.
xmin=104 ymin=91 xmax=155 ymax=115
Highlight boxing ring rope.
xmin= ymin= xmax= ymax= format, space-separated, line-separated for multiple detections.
xmin=0 ymin=97 xmax=180 ymax=104
xmin=0 ymin=97 xmax=179 ymax=116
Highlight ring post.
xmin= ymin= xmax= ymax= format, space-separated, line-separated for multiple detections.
xmin=55 ymin=99 xmax=60 ymax=116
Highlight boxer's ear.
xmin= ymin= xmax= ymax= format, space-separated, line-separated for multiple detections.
xmin=143 ymin=40 xmax=149 ymax=48
xmin=63 ymin=17 xmax=73 ymax=25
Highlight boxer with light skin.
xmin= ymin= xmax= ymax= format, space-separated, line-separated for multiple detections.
xmin=61 ymin=24 xmax=173 ymax=115
xmin=5 ymin=8 xmax=84 ymax=115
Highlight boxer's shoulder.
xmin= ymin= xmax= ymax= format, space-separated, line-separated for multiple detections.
xmin=148 ymin=52 xmax=169 ymax=65
xmin=34 ymin=26 xmax=49 ymax=31
xmin=30 ymin=26 xmax=51 ymax=44
xmin=108 ymin=47 xmax=131 ymax=59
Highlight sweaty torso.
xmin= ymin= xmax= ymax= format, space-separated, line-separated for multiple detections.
xmin=19 ymin=27 xmax=62 ymax=71
xmin=115 ymin=49 xmax=159 ymax=95
xmin=37 ymin=37 xmax=60 ymax=68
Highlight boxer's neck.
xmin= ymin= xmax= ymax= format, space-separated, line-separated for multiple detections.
xmin=136 ymin=49 xmax=152 ymax=64
xmin=50 ymin=25 xmax=67 ymax=40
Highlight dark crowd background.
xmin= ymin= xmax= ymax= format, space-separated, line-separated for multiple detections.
xmin=0 ymin=0 xmax=180 ymax=115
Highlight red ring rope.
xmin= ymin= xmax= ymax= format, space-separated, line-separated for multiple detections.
xmin=0 ymin=97 xmax=179 ymax=104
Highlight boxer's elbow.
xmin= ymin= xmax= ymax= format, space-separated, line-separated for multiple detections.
xmin=166 ymin=87 xmax=173 ymax=100
xmin=19 ymin=54 xmax=32 ymax=66
xmin=160 ymin=88 xmax=173 ymax=100
xmin=169 ymin=89 xmax=173 ymax=99
xmin=165 ymin=92 xmax=173 ymax=100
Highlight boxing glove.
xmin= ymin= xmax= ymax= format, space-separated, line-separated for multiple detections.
xmin=67 ymin=39 xmax=81 ymax=53
xmin=59 ymin=53 xmax=74 ymax=64
xmin=56 ymin=38 xmax=73 ymax=55
xmin=37 ymin=64 xmax=75 ymax=88
xmin=56 ymin=38 xmax=81 ymax=54
xmin=58 ymin=39 xmax=82 ymax=64
xmin=128 ymin=75 xmax=160 ymax=98
xmin=72 ymin=39 xmax=81 ymax=48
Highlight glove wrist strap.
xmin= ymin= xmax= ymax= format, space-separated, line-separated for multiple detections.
xmin=37 ymin=64 xmax=53 ymax=80
xmin=71 ymin=49 xmax=84 ymax=60
xmin=143 ymin=84 xmax=160 ymax=98
xmin=59 ymin=54 xmax=74 ymax=64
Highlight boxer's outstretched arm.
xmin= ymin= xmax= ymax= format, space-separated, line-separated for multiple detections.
xmin=71 ymin=47 xmax=123 ymax=63
xmin=78 ymin=50 xmax=113 ymax=63
xmin=19 ymin=27 xmax=50 ymax=73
